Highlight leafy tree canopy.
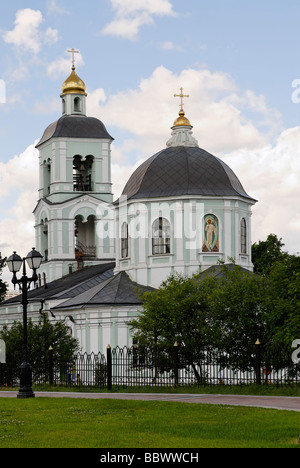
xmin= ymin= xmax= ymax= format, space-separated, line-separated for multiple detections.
xmin=264 ymin=254 xmax=300 ymax=349
xmin=0 ymin=313 xmax=79 ymax=384
xmin=130 ymin=241 xmax=300 ymax=374
xmin=251 ymin=233 xmax=288 ymax=274
xmin=130 ymin=264 xmax=268 ymax=372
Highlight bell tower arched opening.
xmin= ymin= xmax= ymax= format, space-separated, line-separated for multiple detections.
xmin=74 ymin=214 xmax=97 ymax=262
xmin=73 ymin=155 xmax=94 ymax=192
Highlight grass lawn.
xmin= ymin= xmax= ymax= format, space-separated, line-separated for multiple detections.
xmin=25 ymin=382 xmax=300 ymax=397
xmin=0 ymin=397 xmax=299 ymax=448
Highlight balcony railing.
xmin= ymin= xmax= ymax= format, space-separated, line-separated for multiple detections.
xmin=73 ymin=174 xmax=92 ymax=192
xmin=75 ymin=241 xmax=96 ymax=260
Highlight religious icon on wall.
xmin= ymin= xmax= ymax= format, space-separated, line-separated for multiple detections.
xmin=202 ymin=214 xmax=219 ymax=252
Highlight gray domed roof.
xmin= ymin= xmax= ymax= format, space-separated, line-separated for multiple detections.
xmin=36 ymin=115 xmax=113 ymax=147
xmin=119 ymin=146 xmax=255 ymax=202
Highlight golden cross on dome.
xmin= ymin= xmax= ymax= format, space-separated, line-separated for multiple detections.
xmin=67 ymin=48 xmax=79 ymax=69
xmin=174 ymin=87 xmax=190 ymax=112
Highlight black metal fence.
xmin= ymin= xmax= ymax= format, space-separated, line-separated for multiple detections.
xmin=1 ymin=343 xmax=299 ymax=390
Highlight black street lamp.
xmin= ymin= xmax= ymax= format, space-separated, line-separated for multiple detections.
xmin=7 ymin=248 xmax=43 ymax=398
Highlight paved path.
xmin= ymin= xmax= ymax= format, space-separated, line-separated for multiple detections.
xmin=0 ymin=391 xmax=299 ymax=412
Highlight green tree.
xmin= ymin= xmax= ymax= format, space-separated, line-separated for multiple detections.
xmin=0 ymin=313 xmax=79 ymax=385
xmin=252 ymin=234 xmax=288 ymax=274
xmin=0 ymin=256 xmax=8 ymax=303
xmin=130 ymin=250 xmax=299 ymax=378
xmin=262 ymin=254 xmax=300 ymax=371
xmin=206 ymin=264 xmax=268 ymax=371
xmin=130 ymin=265 xmax=268 ymax=375
xmin=129 ymin=273 xmax=216 ymax=381
xmin=252 ymin=234 xmax=300 ymax=371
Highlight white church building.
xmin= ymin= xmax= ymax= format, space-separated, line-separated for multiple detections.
xmin=0 ymin=59 xmax=257 ymax=354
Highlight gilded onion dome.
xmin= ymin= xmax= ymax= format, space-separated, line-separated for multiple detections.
xmin=173 ymin=109 xmax=191 ymax=127
xmin=61 ymin=65 xmax=87 ymax=96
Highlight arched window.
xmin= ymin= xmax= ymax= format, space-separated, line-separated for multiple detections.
xmin=62 ymin=98 xmax=66 ymax=114
xmin=121 ymin=222 xmax=129 ymax=258
xmin=241 ymin=218 xmax=247 ymax=254
xmin=74 ymin=97 xmax=81 ymax=112
xmin=152 ymin=217 xmax=171 ymax=255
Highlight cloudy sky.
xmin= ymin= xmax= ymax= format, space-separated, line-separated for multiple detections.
xmin=0 ymin=0 xmax=300 ymax=283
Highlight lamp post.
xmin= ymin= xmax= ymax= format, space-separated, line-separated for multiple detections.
xmin=255 ymin=338 xmax=262 ymax=386
xmin=7 ymin=248 xmax=43 ymax=398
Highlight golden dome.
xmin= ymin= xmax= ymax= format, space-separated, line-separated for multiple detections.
xmin=173 ymin=109 xmax=191 ymax=127
xmin=61 ymin=66 xmax=87 ymax=96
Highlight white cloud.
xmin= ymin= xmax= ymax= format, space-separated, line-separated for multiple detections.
xmin=3 ymin=8 xmax=59 ymax=54
xmin=159 ymin=40 xmax=187 ymax=52
xmin=221 ymin=127 xmax=300 ymax=254
xmin=160 ymin=41 xmax=175 ymax=50
xmin=87 ymin=66 xmax=278 ymax=156
xmin=0 ymin=142 xmax=38 ymax=199
xmin=33 ymin=97 xmax=60 ymax=115
xmin=102 ymin=0 xmax=176 ymax=40
xmin=47 ymin=0 xmax=69 ymax=15
xmin=44 ymin=27 xmax=59 ymax=45
xmin=0 ymin=143 xmax=38 ymax=282
xmin=107 ymin=0 xmax=176 ymax=17
xmin=47 ymin=52 xmax=85 ymax=77
xmin=3 ymin=9 xmax=43 ymax=53
xmin=9 ymin=65 xmax=29 ymax=83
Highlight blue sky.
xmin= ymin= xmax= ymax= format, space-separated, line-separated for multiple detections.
xmin=0 ymin=0 xmax=299 ymax=281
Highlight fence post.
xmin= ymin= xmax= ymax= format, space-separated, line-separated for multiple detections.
xmin=107 ymin=345 xmax=112 ymax=391
xmin=255 ymin=339 xmax=261 ymax=385
xmin=174 ymin=342 xmax=179 ymax=387
xmin=49 ymin=346 xmax=53 ymax=386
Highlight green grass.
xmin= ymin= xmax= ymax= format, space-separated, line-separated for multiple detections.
xmin=0 ymin=397 xmax=299 ymax=448
xmin=28 ymin=382 xmax=300 ymax=397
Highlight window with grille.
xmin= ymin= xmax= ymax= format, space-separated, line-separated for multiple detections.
xmin=152 ymin=217 xmax=171 ymax=255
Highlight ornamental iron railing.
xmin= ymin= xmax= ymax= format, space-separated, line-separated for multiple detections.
xmin=0 ymin=343 xmax=299 ymax=389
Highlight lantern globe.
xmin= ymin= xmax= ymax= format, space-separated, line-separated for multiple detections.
xmin=25 ymin=248 xmax=43 ymax=270
xmin=7 ymin=252 xmax=23 ymax=273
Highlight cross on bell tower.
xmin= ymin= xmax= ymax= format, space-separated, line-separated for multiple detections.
xmin=67 ymin=48 xmax=79 ymax=70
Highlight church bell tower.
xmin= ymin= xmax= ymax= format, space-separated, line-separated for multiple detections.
xmin=34 ymin=49 xmax=115 ymax=283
